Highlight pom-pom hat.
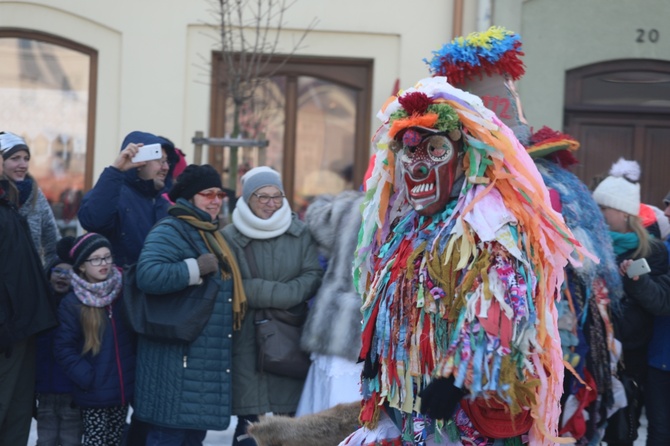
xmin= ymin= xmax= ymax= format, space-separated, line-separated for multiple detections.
xmin=64 ymin=233 xmax=113 ymax=270
xmin=0 ymin=131 xmax=30 ymax=160
xmin=241 ymin=167 xmax=284 ymax=203
xmin=168 ymin=164 xmax=223 ymax=202
xmin=592 ymin=158 xmax=641 ymax=216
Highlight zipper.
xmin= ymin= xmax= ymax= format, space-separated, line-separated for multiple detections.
xmin=108 ymin=305 xmax=126 ymax=406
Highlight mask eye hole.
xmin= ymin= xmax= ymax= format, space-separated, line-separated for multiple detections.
xmin=389 ymin=140 xmax=402 ymax=153
xmin=426 ymin=136 xmax=453 ymax=162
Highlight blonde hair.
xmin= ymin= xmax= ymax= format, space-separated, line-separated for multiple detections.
xmin=80 ymin=306 xmax=106 ymax=356
xmin=628 ymin=215 xmax=651 ymax=259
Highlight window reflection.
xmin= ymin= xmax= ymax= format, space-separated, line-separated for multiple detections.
xmin=295 ymin=76 xmax=356 ymax=215
xmin=0 ymin=37 xmax=90 ymax=237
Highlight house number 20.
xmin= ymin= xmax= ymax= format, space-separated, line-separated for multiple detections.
xmin=636 ymin=29 xmax=659 ymax=43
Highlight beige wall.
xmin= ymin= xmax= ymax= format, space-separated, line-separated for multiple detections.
xmin=1 ymin=0 xmax=470 ymax=179
xmin=518 ymin=0 xmax=670 ymax=130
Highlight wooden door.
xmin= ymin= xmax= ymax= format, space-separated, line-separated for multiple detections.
xmin=564 ymin=59 xmax=670 ymax=208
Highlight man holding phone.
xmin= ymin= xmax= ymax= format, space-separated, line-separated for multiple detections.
xmin=78 ymin=131 xmax=178 ymax=268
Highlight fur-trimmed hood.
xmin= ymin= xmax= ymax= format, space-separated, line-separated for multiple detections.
xmin=301 ymin=191 xmax=365 ymax=361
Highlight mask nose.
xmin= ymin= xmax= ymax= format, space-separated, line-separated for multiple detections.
xmin=410 ymin=162 xmax=430 ymax=179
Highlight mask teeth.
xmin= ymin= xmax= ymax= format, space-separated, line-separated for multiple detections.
xmin=411 ymin=183 xmax=435 ymax=194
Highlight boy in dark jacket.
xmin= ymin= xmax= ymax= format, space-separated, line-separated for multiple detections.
xmin=35 ymin=238 xmax=83 ymax=445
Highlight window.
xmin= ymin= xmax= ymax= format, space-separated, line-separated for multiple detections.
xmin=0 ymin=29 xmax=97 ymax=236
xmin=210 ymin=53 xmax=373 ymax=212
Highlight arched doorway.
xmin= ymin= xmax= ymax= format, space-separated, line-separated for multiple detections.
xmin=564 ymin=59 xmax=670 ymax=207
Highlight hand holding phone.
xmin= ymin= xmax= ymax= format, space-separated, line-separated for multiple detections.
xmin=626 ymin=258 xmax=651 ymax=278
xmin=131 ymin=143 xmax=162 ymax=163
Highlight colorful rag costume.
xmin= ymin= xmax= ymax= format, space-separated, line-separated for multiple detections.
xmin=344 ymin=74 xmax=593 ymax=446
xmin=427 ymin=26 xmax=623 ymax=443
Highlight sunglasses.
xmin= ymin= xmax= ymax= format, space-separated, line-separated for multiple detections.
xmin=197 ymin=190 xmax=226 ymax=200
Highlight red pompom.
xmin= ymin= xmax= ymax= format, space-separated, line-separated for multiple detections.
xmin=398 ymin=92 xmax=433 ymax=116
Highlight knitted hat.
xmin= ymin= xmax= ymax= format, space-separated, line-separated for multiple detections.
xmin=168 ymin=164 xmax=222 ymax=202
xmin=62 ymin=233 xmax=112 ymax=270
xmin=0 ymin=131 xmax=30 ymax=160
xmin=45 ymin=236 xmax=76 ymax=276
xmin=592 ymin=158 xmax=641 ymax=216
xmin=241 ymin=166 xmax=284 ymax=202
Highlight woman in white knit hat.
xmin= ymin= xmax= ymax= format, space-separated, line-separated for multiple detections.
xmin=593 ymin=158 xmax=670 ymax=445
xmin=222 ymin=166 xmax=323 ymax=446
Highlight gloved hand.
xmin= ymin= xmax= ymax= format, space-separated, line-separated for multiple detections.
xmin=419 ymin=376 xmax=467 ymax=420
xmin=196 ymin=253 xmax=219 ymax=276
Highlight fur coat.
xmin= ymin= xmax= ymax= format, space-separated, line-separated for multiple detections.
xmin=301 ymin=191 xmax=364 ymax=361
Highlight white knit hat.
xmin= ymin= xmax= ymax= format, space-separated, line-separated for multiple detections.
xmin=592 ymin=158 xmax=641 ymax=216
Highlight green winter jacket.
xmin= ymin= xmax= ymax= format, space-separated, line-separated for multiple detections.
xmin=133 ymin=204 xmax=235 ymax=430
xmin=222 ymin=215 xmax=323 ymax=415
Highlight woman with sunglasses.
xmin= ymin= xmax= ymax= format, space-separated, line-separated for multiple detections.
xmin=133 ymin=164 xmax=246 ymax=445
xmin=53 ymin=233 xmax=136 ymax=446
xmin=222 ymin=166 xmax=323 ymax=446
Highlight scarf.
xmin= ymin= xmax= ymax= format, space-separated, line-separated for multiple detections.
xmin=169 ymin=203 xmax=247 ymax=330
xmin=231 ymin=197 xmax=292 ymax=239
xmin=14 ymin=178 xmax=33 ymax=207
xmin=70 ymin=267 xmax=122 ymax=308
xmin=609 ymin=231 xmax=639 ymax=255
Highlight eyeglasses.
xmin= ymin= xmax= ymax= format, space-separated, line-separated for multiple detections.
xmin=51 ymin=267 xmax=71 ymax=278
xmin=197 ymin=190 xmax=226 ymax=200
xmin=253 ymin=193 xmax=285 ymax=204
xmin=84 ymin=255 xmax=114 ymax=266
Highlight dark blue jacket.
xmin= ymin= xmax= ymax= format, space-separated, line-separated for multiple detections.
xmin=54 ymin=288 xmax=136 ymax=408
xmin=77 ymin=131 xmax=178 ymax=267
xmin=35 ymin=287 xmax=76 ymax=394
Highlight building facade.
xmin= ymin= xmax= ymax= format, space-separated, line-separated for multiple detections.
xmin=1 ymin=0 xmax=669 ymax=231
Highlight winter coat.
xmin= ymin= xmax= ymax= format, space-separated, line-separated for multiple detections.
xmin=301 ymin=191 xmax=364 ymax=361
xmin=613 ymin=240 xmax=670 ymax=351
xmin=620 ymin=243 xmax=670 ymax=371
xmin=35 ymin=287 xmax=76 ymax=394
xmin=17 ymin=175 xmax=60 ymax=266
xmin=77 ymin=132 xmax=178 ymax=267
xmin=0 ymin=181 xmax=57 ymax=353
xmin=53 ymin=289 xmax=136 ymax=408
xmin=133 ymin=206 xmax=236 ymax=431
xmin=222 ymin=215 xmax=323 ymax=415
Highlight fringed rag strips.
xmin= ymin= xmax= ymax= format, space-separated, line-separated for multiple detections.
xmin=355 ymin=77 xmax=594 ymax=445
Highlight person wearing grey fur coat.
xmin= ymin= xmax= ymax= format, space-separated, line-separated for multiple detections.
xmin=297 ymin=190 xmax=365 ymax=416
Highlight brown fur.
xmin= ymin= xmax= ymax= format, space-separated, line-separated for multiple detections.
xmin=246 ymin=401 xmax=361 ymax=446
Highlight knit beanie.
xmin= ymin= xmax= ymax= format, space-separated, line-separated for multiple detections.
xmin=241 ymin=166 xmax=284 ymax=202
xmin=45 ymin=236 xmax=76 ymax=275
xmin=168 ymin=164 xmax=222 ymax=202
xmin=592 ymin=158 xmax=641 ymax=216
xmin=0 ymin=131 xmax=30 ymax=160
xmin=62 ymin=233 xmax=112 ymax=270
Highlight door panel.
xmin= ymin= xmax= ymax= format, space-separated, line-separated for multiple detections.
xmin=565 ymin=113 xmax=670 ymax=206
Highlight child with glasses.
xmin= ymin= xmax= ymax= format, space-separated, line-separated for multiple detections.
xmin=53 ymin=233 xmax=136 ymax=446
xmin=35 ymin=237 xmax=84 ymax=445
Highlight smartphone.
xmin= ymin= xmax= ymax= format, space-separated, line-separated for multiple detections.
xmin=131 ymin=143 xmax=162 ymax=163
xmin=626 ymin=258 xmax=651 ymax=278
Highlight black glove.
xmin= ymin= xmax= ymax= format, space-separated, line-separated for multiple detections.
xmin=419 ymin=376 xmax=467 ymax=420
xmin=196 ymin=253 xmax=219 ymax=276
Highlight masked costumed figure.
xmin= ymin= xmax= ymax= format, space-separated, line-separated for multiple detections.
xmin=340 ymin=74 xmax=592 ymax=446
xmin=425 ymin=27 xmax=624 ymax=444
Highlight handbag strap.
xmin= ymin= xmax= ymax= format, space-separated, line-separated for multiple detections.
xmin=162 ymin=217 xmax=206 ymax=256
xmin=244 ymin=242 xmax=260 ymax=278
